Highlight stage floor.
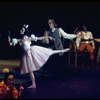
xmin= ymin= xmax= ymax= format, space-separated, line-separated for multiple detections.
xmin=0 ymin=59 xmax=20 ymax=69
xmin=0 ymin=59 xmax=100 ymax=99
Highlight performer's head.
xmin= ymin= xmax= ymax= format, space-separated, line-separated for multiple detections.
xmin=19 ymin=24 xmax=29 ymax=39
xmin=20 ymin=24 xmax=29 ymax=34
xmin=48 ymin=19 xmax=57 ymax=30
xmin=82 ymin=25 xmax=87 ymax=32
xmin=20 ymin=27 xmax=25 ymax=34
xmin=44 ymin=30 xmax=48 ymax=36
xmin=3 ymin=68 xmax=14 ymax=85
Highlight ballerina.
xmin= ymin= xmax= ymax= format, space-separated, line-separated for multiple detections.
xmin=8 ymin=24 xmax=70 ymax=88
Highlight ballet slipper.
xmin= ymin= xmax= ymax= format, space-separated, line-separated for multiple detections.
xmin=28 ymin=83 xmax=36 ymax=89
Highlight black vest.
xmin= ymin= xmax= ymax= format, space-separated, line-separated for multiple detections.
xmin=48 ymin=28 xmax=64 ymax=56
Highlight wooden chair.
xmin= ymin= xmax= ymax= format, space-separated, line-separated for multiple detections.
xmin=94 ymin=38 xmax=100 ymax=64
xmin=68 ymin=39 xmax=77 ymax=67
xmin=68 ymin=39 xmax=89 ymax=67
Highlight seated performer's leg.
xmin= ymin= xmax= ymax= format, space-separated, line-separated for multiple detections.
xmin=86 ymin=44 xmax=95 ymax=68
xmin=79 ymin=43 xmax=86 ymax=67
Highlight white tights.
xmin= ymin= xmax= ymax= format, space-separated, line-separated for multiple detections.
xmin=51 ymin=48 xmax=69 ymax=55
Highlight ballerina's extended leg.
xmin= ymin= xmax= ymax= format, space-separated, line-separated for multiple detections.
xmin=51 ymin=48 xmax=70 ymax=55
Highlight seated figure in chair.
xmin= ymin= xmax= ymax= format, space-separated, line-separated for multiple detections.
xmin=76 ymin=25 xmax=95 ymax=68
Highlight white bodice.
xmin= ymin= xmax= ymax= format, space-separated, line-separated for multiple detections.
xmin=22 ymin=41 xmax=31 ymax=52
xmin=12 ymin=34 xmax=37 ymax=52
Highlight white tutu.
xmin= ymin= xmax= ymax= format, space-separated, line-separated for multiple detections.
xmin=20 ymin=45 xmax=53 ymax=74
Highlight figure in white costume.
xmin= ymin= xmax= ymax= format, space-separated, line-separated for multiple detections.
xmin=8 ymin=24 xmax=70 ymax=88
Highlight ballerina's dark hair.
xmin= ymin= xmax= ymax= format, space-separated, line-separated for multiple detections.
xmin=19 ymin=24 xmax=29 ymax=39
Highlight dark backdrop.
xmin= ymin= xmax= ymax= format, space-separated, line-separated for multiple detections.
xmin=0 ymin=0 xmax=100 ymax=59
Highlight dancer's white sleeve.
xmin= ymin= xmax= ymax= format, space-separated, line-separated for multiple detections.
xmin=59 ymin=28 xmax=76 ymax=39
xmin=12 ymin=38 xmax=18 ymax=46
xmin=31 ymin=34 xmax=38 ymax=41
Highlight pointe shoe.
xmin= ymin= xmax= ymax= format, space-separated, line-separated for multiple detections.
xmin=28 ymin=83 xmax=36 ymax=89
xmin=63 ymin=48 xmax=70 ymax=52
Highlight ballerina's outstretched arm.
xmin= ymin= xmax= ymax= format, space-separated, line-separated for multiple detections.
xmin=37 ymin=36 xmax=55 ymax=41
xmin=8 ymin=36 xmax=20 ymax=46
xmin=29 ymin=34 xmax=55 ymax=41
